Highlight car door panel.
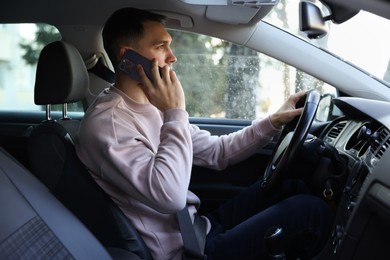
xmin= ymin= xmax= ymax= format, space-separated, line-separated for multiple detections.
xmin=0 ymin=111 xmax=83 ymax=168
xmin=0 ymin=111 xmax=42 ymax=166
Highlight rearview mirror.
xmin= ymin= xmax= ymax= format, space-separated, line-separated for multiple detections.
xmin=299 ymin=1 xmax=328 ymax=39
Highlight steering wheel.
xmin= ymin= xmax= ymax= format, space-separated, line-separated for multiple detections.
xmin=261 ymin=89 xmax=321 ymax=192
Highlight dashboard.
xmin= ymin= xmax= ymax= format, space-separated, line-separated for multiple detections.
xmin=326 ymin=97 xmax=390 ymax=169
xmin=316 ymin=97 xmax=390 ymax=259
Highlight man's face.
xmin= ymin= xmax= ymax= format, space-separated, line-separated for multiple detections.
xmin=134 ymin=21 xmax=177 ymax=68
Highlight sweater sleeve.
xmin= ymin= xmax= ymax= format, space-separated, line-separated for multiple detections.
xmin=99 ymin=109 xmax=193 ymax=214
xmin=191 ymin=116 xmax=281 ymax=170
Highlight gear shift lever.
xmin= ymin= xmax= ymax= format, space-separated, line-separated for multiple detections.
xmin=264 ymin=226 xmax=286 ymax=259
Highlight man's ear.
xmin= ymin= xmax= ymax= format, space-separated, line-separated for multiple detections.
xmin=119 ymin=46 xmax=133 ymax=59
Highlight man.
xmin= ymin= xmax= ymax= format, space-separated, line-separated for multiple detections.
xmin=75 ymin=7 xmax=333 ymax=260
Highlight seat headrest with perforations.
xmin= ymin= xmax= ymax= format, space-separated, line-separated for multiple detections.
xmin=34 ymin=41 xmax=89 ymax=105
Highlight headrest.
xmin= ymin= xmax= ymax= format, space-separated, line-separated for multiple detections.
xmin=34 ymin=41 xmax=89 ymax=105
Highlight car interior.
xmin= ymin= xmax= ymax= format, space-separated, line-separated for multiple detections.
xmin=1 ymin=0 xmax=390 ymax=259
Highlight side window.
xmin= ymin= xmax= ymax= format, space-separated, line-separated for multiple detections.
xmin=0 ymin=23 xmax=83 ymax=112
xmin=169 ymin=30 xmax=336 ymax=120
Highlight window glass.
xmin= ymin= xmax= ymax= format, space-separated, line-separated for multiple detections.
xmin=169 ymin=30 xmax=336 ymax=120
xmin=0 ymin=23 xmax=83 ymax=112
xmin=264 ymin=0 xmax=390 ymax=87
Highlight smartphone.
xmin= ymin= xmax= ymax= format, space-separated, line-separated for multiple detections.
xmin=118 ymin=49 xmax=161 ymax=82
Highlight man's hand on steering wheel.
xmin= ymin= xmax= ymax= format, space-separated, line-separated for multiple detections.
xmin=262 ymin=90 xmax=321 ymax=193
xmin=269 ymin=91 xmax=306 ymax=129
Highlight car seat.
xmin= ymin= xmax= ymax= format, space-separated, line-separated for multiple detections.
xmin=0 ymin=146 xmax=143 ymax=259
xmin=28 ymin=40 xmax=153 ymax=259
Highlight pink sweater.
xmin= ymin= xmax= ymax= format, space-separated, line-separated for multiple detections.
xmin=75 ymin=86 xmax=280 ymax=259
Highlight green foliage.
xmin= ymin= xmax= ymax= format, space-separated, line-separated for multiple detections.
xmin=19 ymin=24 xmax=61 ymax=65
xmin=170 ymin=30 xmax=259 ymax=119
xmin=170 ymin=30 xmax=228 ymax=117
xmin=224 ymin=44 xmax=258 ymax=119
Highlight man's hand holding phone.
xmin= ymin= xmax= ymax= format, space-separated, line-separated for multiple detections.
xmin=137 ymin=59 xmax=185 ymax=112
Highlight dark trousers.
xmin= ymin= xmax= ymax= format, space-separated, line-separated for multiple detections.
xmin=204 ymin=179 xmax=334 ymax=260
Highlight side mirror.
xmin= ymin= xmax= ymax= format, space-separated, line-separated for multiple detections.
xmin=316 ymin=94 xmax=333 ymax=122
xmin=316 ymin=94 xmax=343 ymax=122
xmin=299 ymin=1 xmax=328 ymax=39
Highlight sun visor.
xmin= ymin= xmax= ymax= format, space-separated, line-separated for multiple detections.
xmin=179 ymin=0 xmax=279 ymax=25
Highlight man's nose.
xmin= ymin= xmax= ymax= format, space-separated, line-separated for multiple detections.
xmin=167 ymin=49 xmax=177 ymax=64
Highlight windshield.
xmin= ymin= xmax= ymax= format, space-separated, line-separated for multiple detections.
xmin=264 ymin=0 xmax=390 ymax=87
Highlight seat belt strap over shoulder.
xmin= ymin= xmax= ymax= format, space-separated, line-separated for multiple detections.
xmin=176 ymin=206 xmax=207 ymax=260
xmin=85 ymin=55 xmax=115 ymax=84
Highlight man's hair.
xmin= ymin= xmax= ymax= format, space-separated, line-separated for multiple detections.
xmin=102 ymin=8 xmax=166 ymax=66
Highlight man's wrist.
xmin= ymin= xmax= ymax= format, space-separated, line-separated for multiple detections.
xmin=269 ymin=114 xmax=284 ymax=129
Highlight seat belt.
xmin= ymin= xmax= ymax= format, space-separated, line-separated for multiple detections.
xmin=87 ymin=57 xmax=208 ymax=259
xmin=176 ymin=206 xmax=207 ymax=260
xmin=87 ymin=57 xmax=115 ymax=84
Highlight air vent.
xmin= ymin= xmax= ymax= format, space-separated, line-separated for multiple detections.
xmin=372 ymin=127 xmax=390 ymax=160
xmin=326 ymin=121 xmax=347 ymax=140
xmin=345 ymin=122 xmax=372 ymax=157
